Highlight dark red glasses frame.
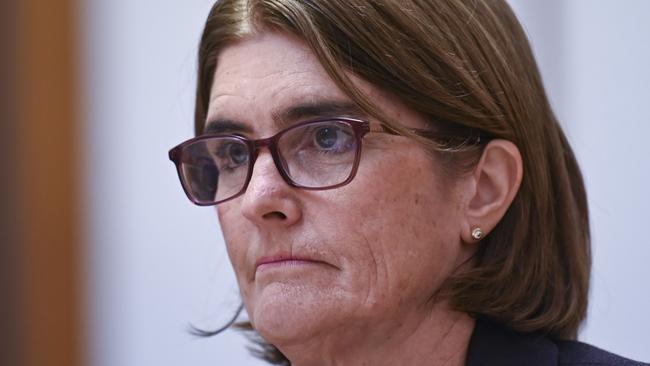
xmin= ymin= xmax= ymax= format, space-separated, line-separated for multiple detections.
xmin=169 ymin=118 xmax=372 ymax=206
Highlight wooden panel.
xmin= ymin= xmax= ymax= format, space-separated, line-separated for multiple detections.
xmin=13 ymin=0 xmax=83 ymax=365
xmin=1 ymin=0 xmax=25 ymax=365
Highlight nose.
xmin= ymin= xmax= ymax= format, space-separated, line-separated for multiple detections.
xmin=239 ymin=151 xmax=302 ymax=227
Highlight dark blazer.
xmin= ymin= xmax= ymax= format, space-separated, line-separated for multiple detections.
xmin=465 ymin=318 xmax=648 ymax=366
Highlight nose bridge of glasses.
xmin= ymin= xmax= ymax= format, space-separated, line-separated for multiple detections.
xmin=250 ymin=134 xmax=282 ymax=164
xmin=247 ymin=134 xmax=293 ymax=187
xmin=252 ymin=135 xmax=276 ymax=150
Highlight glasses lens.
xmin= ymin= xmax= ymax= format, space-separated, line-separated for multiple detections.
xmin=178 ymin=137 xmax=250 ymax=204
xmin=278 ymin=120 xmax=358 ymax=188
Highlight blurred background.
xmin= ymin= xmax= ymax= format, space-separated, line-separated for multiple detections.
xmin=1 ymin=0 xmax=648 ymax=365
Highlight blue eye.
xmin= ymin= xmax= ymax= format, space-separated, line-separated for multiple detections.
xmin=312 ymin=125 xmax=353 ymax=153
xmin=214 ymin=141 xmax=249 ymax=170
xmin=314 ymin=126 xmax=338 ymax=149
xmin=227 ymin=143 xmax=249 ymax=165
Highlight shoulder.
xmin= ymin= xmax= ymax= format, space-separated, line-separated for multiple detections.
xmin=556 ymin=339 xmax=648 ymax=366
xmin=466 ymin=317 xmax=648 ymax=366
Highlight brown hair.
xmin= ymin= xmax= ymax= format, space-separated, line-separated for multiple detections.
xmin=193 ymin=0 xmax=591 ymax=363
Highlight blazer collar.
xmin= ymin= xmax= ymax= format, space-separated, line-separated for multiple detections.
xmin=465 ymin=318 xmax=558 ymax=366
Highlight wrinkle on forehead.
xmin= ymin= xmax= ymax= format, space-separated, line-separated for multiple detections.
xmin=205 ymin=31 xmax=428 ymax=137
xmin=206 ymin=33 xmax=353 ymax=134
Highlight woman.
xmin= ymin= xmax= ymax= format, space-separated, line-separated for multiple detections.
xmin=169 ymin=0 xmax=647 ymax=365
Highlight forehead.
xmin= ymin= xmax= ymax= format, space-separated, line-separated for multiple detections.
xmin=206 ymin=31 xmax=428 ymax=137
xmin=206 ymin=32 xmax=355 ymax=135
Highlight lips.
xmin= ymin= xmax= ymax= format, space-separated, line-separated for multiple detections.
xmin=256 ymin=254 xmax=321 ymax=268
xmin=254 ymin=253 xmax=333 ymax=276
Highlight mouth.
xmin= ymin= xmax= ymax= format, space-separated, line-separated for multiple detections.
xmin=255 ymin=254 xmax=329 ymax=274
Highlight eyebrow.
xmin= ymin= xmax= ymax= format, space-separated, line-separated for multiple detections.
xmin=275 ymin=100 xmax=365 ymax=123
xmin=203 ymin=119 xmax=252 ymax=135
xmin=203 ymin=100 xmax=366 ymax=136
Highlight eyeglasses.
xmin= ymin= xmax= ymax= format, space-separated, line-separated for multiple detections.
xmin=169 ymin=117 xmax=388 ymax=206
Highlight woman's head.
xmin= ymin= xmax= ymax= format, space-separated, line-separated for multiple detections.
xmin=190 ymin=0 xmax=590 ymax=361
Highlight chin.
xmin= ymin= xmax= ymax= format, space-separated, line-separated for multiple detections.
xmin=248 ymin=281 xmax=349 ymax=346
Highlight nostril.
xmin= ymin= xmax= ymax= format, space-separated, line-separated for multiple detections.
xmin=262 ymin=211 xmax=287 ymax=220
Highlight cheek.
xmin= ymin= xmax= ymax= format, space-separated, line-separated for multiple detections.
xmin=216 ymin=205 xmax=238 ymax=250
xmin=217 ymin=203 xmax=265 ymax=317
xmin=217 ymin=204 xmax=252 ymax=284
xmin=336 ymin=153 xmax=462 ymax=304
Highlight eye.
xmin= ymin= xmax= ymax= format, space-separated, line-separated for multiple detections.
xmin=226 ymin=142 xmax=249 ymax=165
xmin=311 ymin=125 xmax=354 ymax=152
xmin=314 ymin=126 xmax=338 ymax=149
xmin=214 ymin=140 xmax=249 ymax=169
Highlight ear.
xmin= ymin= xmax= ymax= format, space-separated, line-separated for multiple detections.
xmin=460 ymin=139 xmax=523 ymax=243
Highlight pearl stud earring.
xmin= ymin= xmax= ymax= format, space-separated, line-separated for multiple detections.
xmin=471 ymin=228 xmax=484 ymax=240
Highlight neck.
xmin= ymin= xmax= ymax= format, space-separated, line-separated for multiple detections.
xmin=278 ymin=302 xmax=476 ymax=366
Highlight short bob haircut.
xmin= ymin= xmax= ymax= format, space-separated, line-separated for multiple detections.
xmin=193 ymin=0 xmax=591 ymax=363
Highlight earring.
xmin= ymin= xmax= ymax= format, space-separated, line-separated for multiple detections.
xmin=471 ymin=227 xmax=484 ymax=240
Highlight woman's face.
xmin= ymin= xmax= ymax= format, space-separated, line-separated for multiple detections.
xmin=209 ymin=31 xmax=472 ymax=346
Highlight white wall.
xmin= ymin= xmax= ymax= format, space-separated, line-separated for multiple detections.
xmin=82 ymin=0 xmax=263 ymax=365
xmin=509 ymin=0 xmax=650 ymax=360
xmin=83 ymin=1 xmax=650 ymax=365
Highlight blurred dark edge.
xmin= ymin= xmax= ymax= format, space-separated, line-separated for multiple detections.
xmin=1 ymin=0 xmax=25 ymax=365
xmin=1 ymin=1 xmax=82 ymax=366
